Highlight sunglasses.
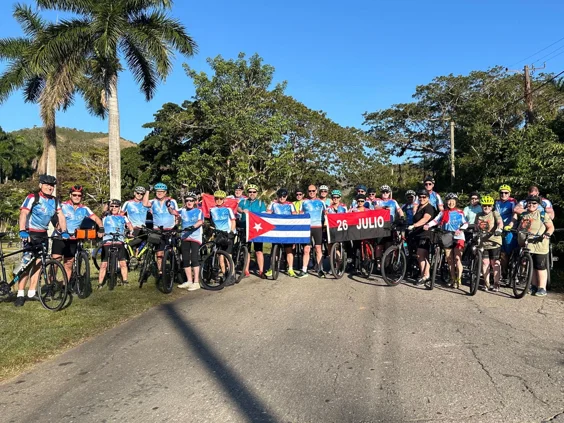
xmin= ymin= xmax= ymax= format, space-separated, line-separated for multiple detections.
xmin=71 ymin=193 xmax=82 ymax=197
xmin=332 ymin=196 xmax=341 ymax=199
xmin=308 ymin=190 xmax=316 ymax=193
xmin=418 ymin=195 xmax=428 ymax=199
xmin=357 ymin=191 xmax=366 ymax=194
xmin=296 ymin=193 xmax=304 ymax=196
xmin=214 ymin=197 xmax=224 ymax=200
xmin=482 ymin=205 xmax=493 ymax=208
xmin=527 ymin=202 xmax=538 ymax=205
xmin=109 ymin=205 xmax=119 ymax=208
xmin=248 ymin=190 xmax=257 ymax=194
xmin=156 ymin=190 xmax=166 ymax=193
xmin=369 ymin=193 xmax=376 ymax=196
xmin=279 ymin=194 xmax=288 ymax=197
xmin=185 ymin=199 xmax=195 ymax=202
xmin=424 ymin=183 xmax=433 ymax=186
xmin=500 ymin=192 xmax=510 ymax=195
xmin=320 ymin=190 xmax=328 ymax=192
xmin=381 ymin=191 xmax=390 ymax=194
xmin=135 ymin=191 xmax=144 ymax=195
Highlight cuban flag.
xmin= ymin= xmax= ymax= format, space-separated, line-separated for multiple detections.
xmin=246 ymin=212 xmax=311 ymax=244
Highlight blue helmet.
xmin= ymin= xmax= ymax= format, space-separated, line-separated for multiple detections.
xmin=355 ymin=184 xmax=367 ymax=192
xmin=154 ymin=182 xmax=167 ymax=191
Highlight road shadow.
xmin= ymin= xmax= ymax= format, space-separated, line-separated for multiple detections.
xmin=346 ymin=273 xmax=391 ymax=287
xmin=161 ymin=303 xmax=278 ymax=423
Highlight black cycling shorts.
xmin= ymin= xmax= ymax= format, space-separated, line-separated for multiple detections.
xmin=532 ymin=253 xmax=548 ymax=271
xmin=51 ymin=239 xmax=78 ymax=259
xmin=310 ymin=227 xmax=323 ymax=246
xmin=181 ymin=240 xmax=200 ymax=268
xmin=29 ymin=231 xmax=48 ymax=245
xmin=416 ymin=237 xmax=431 ymax=252
xmin=484 ymin=247 xmax=501 ymax=261
xmin=250 ymin=242 xmax=263 ymax=253
xmin=102 ymin=244 xmax=127 ymax=262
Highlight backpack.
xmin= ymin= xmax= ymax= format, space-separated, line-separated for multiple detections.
xmin=30 ymin=192 xmax=60 ymax=228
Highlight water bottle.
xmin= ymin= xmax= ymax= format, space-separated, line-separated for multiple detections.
xmin=137 ymin=240 xmax=146 ymax=253
xmin=13 ymin=251 xmax=33 ymax=275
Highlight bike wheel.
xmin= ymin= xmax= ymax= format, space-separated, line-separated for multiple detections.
xmin=76 ymin=251 xmax=91 ymax=299
xmin=108 ymin=252 xmax=117 ymax=291
xmin=138 ymin=251 xmax=150 ymax=288
xmin=360 ymin=243 xmax=374 ymax=279
xmin=92 ymin=245 xmax=103 ymax=270
xmin=329 ymin=243 xmax=346 ymax=279
xmin=429 ymin=246 xmax=442 ymax=290
xmin=233 ymin=245 xmax=249 ymax=283
xmin=381 ymin=246 xmax=407 ymax=286
xmin=271 ymin=244 xmax=282 ymax=280
xmin=160 ymin=248 xmax=175 ymax=294
xmin=469 ymin=251 xmax=481 ymax=296
xmin=38 ymin=259 xmax=69 ymax=311
xmin=512 ymin=252 xmax=533 ymax=299
xmin=200 ymin=251 xmax=235 ymax=290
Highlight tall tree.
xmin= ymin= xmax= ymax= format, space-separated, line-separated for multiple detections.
xmin=35 ymin=0 xmax=198 ymax=199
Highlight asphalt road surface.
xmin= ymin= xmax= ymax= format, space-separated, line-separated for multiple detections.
xmin=1 ymin=271 xmax=564 ymax=423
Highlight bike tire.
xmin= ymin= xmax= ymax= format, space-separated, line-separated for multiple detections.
xmin=512 ymin=252 xmax=533 ymax=299
xmin=360 ymin=243 xmax=374 ymax=279
xmin=271 ymin=244 xmax=282 ymax=280
xmin=138 ymin=250 xmax=150 ymax=288
xmin=469 ymin=251 xmax=481 ymax=296
xmin=76 ymin=250 xmax=91 ymax=299
xmin=329 ymin=242 xmax=346 ymax=279
xmin=38 ymin=259 xmax=69 ymax=311
xmin=92 ymin=245 xmax=103 ymax=271
xmin=234 ymin=245 xmax=249 ymax=283
xmin=381 ymin=245 xmax=406 ymax=286
xmin=200 ymin=250 xmax=234 ymax=290
xmin=108 ymin=252 xmax=117 ymax=291
xmin=160 ymin=248 xmax=175 ymax=294
xmin=429 ymin=246 xmax=442 ymax=290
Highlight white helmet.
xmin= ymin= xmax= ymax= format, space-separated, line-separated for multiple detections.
xmin=380 ymin=184 xmax=391 ymax=192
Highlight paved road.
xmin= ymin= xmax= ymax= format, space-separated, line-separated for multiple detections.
xmin=1 ymin=272 xmax=564 ymax=423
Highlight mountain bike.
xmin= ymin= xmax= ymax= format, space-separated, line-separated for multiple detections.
xmin=199 ymin=230 xmax=235 ymax=290
xmin=68 ymin=228 xmax=95 ymax=298
xmin=329 ymin=241 xmax=348 ymax=279
xmin=381 ymin=223 xmax=414 ymax=286
xmin=138 ymin=227 xmax=161 ymax=289
xmin=99 ymin=232 xmax=130 ymax=291
xmin=463 ymin=228 xmax=495 ymax=296
xmin=231 ymin=228 xmax=249 ymax=283
xmin=352 ymin=239 xmax=375 ymax=278
xmin=160 ymin=228 xmax=188 ymax=294
xmin=92 ymin=234 xmax=148 ymax=271
xmin=428 ymin=228 xmax=451 ymax=290
xmin=0 ymin=234 xmax=68 ymax=311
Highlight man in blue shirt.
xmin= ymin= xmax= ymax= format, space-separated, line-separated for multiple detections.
xmin=121 ymin=186 xmax=150 ymax=256
xmin=238 ymin=184 xmax=267 ymax=278
xmin=299 ymin=184 xmax=326 ymax=278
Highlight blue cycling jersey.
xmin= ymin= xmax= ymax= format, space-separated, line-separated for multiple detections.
xmin=379 ymin=199 xmax=401 ymax=222
xmin=327 ymin=204 xmax=347 ymax=214
xmin=350 ymin=200 xmax=374 ymax=210
xmin=302 ymin=199 xmax=326 ymax=227
xmin=122 ymin=199 xmax=149 ymax=228
xmin=267 ymin=201 xmax=296 ymax=215
xmin=415 ymin=191 xmax=443 ymax=211
xmin=60 ymin=201 xmax=95 ymax=236
xmin=179 ymin=208 xmax=204 ymax=244
xmin=210 ymin=206 xmax=235 ymax=233
xmin=102 ymin=215 xmax=130 ymax=244
xmin=402 ymin=203 xmax=415 ymax=225
xmin=495 ymin=198 xmax=517 ymax=225
xmin=431 ymin=209 xmax=468 ymax=240
xmin=149 ymin=198 xmax=178 ymax=229
xmin=463 ymin=204 xmax=483 ymax=225
xmin=21 ymin=192 xmax=61 ymax=232
xmin=239 ymin=198 xmax=267 ymax=222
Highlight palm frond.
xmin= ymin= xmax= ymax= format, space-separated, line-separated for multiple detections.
xmin=23 ymin=75 xmax=46 ymax=103
xmin=13 ymin=3 xmax=46 ymax=37
xmin=123 ymin=0 xmax=173 ymax=14
xmin=35 ymin=0 xmax=95 ymax=16
xmin=76 ymin=74 xmax=107 ymax=118
xmin=0 ymin=37 xmax=32 ymax=60
xmin=120 ymin=37 xmax=158 ymax=100
xmin=0 ymin=61 xmax=30 ymax=103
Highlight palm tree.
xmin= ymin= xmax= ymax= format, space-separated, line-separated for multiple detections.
xmin=0 ymin=4 xmax=105 ymax=180
xmin=35 ymin=0 xmax=198 ymax=199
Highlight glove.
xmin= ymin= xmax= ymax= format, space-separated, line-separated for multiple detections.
xmin=186 ymin=226 xmax=195 ymax=232
xmin=407 ymin=225 xmax=414 ymax=231
xmin=504 ymin=225 xmax=512 ymax=232
xmin=61 ymin=232 xmax=71 ymax=240
xmin=19 ymin=230 xmax=29 ymax=240
xmin=165 ymin=199 xmax=171 ymax=208
xmin=494 ymin=229 xmax=502 ymax=236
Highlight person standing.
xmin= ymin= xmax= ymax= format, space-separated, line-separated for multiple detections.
xmin=266 ymin=188 xmax=297 ymax=278
xmin=238 ymin=184 xmax=267 ymax=278
xmin=298 ymin=184 xmax=326 ymax=278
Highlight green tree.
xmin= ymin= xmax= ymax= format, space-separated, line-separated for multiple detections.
xmin=35 ymin=0 xmax=198 ymax=199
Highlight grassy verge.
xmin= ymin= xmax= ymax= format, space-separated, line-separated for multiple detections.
xmin=0 ymin=271 xmax=187 ymax=382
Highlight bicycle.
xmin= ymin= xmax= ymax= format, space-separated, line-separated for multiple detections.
xmin=138 ymin=227 xmax=162 ymax=289
xmin=351 ymin=239 xmax=375 ymax=278
xmin=428 ymin=228 xmax=452 ymax=290
xmin=329 ymin=241 xmax=348 ymax=279
xmin=463 ymin=228 xmax=495 ymax=296
xmin=68 ymin=228 xmax=96 ymax=298
xmin=381 ymin=223 xmax=413 ymax=286
xmin=92 ymin=234 xmax=149 ymax=271
xmin=231 ymin=228 xmax=250 ymax=283
xmin=161 ymin=228 xmax=188 ymax=294
xmin=0 ymin=234 xmax=69 ymax=311
xmin=199 ymin=230 xmax=235 ymax=290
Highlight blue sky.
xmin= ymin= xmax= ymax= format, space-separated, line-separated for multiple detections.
xmin=2 ymin=0 xmax=564 ymax=143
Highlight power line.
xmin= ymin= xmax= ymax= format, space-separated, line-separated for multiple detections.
xmin=532 ymin=43 xmax=564 ymax=65
xmin=539 ymin=48 xmax=564 ymax=65
xmin=501 ymin=69 xmax=564 ymax=112
xmin=507 ymin=35 xmax=564 ymax=68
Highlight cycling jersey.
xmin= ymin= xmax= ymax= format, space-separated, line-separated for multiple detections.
xmin=379 ymin=199 xmax=401 ymax=222
xmin=60 ymin=201 xmax=96 ymax=237
xmin=517 ymin=210 xmax=552 ymax=254
xmin=226 ymin=195 xmax=247 ymax=201
xmin=429 ymin=209 xmax=468 ymax=240
xmin=518 ymin=197 xmax=553 ymax=214
xmin=293 ymin=200 xmax=303 ymax=214
xmin=239 ymin=198 xmax=267 ymax=222
xmin=414 ymin=191 xmax=443 ymax=211
xmin=463 ymin=204 xmax=482 ymax=225
xmin=179 ymin=208 xmax=204 ymax=244
xmin=327 ymin=204 xmax=347 ymax=214
xmin=494 ymin=198 xmax=517 ymax=225
xmin=320 ymin=198 xmax=331 ymax=207
xmin=210 ymin=206 xmax=235 ymax=233
xmin=267 ymin=201 xmax=296 ymax=215
xmin=302 ymin=199 xmax=326 ymax=228
xmin=102 ymin=214 xmax=130 ymax=244
xmin=350 ymin=200 xmax=374 ymax=210
xmin=20 ymin=192 xmax=61 ymax=232
xmin=149 ymin=198 xmax=178 ymax=229
xmin=402 ymin=203 xmax=415 ymax=225
xmin=122 ymin=199 xmax=149 ymax=228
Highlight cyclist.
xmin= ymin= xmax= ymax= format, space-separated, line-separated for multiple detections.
xmin=142 ymin=182 xmax=179 ymax=274
xmin=319 ymin=185 xmax=331 ymax=207
xmin=367 ymin=188 xmax=380 ymax=208
xmin=347 ymin=193 xmax=368 ymax=271
xmin=375 ymin=185 xmax=405 ymax=263
xmin=407 ymin=189 xmax=435 ymax=286
xmin=210 ymin=190 xmax=236 ymax=276
xmin=238 ymin=184 xmax=268 ymax=278
xmin=327 ymin=190 xmax=347 ymax=214
xmin=514 ymin=185 xmax=555 ymax=219
xmin=402 ymin=190 xmax=416 ymax=225
xmin=121 ymin=186 xmax=150 ymax=259
xmin=97 ymin=199 xmax=134 ymax=288
xmin=425 ymin=193 xmax=468 ymax=288
xmin=413 ymin=176 xmax=443 ymax=215
xmin=463 ymin=192 xmax=482 ymax=227
xmin=298 ymin=184 xmax=326 ymax=278
xmin=52 ymin=185 xmax=103 ymax=281
xmin=15 ymin=175 xmax=69 ymax=307
xmin=266 ymin=188 xmax=297 ymax=278
xmin=175 ymin=192 xmax=204 ymax=291
xmin=495 ymin=184 xmax=518 ymax=279
xmin=227 ymin=183 xmax=247 ymax=202
xmin=505 ymin=195 xmax=554 ymax=297
xmin=350 ymin=184 xmax=372 ymax=209
xmin=475 ymin=195 xmax=503 ymax=291
xmin=293 ymin=189 xmax=305 ymax=214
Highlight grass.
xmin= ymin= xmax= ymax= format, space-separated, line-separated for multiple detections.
xmin=0 ymin=271 xmax=187 ymax=382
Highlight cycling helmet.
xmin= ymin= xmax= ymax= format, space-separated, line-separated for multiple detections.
xmin=417 ymin=189 xmax=428 ymax=197
xmin=109 ymin=199 xmax=121 ymax=206
xmin=134 ymin=186 xmax=146 ymax=194
xmin=445 ymin=192 xmax=458 ymax=201
xmin=276 ymin=188 xmax=289 ymax=197
xmin=319 ymin=185 xmax=329 ymax=191
xmin=480 ymin=195 xmax=494 ymax=206
xmin=469 ymin=191 xmax=480 ymax=199
xmin=184 ymin=191 xmax=197 ymax=200
xmin=499 ymin=184 xmax=511 ymax=192
xmin=367 ymin=187 xmax=376 ymax=194
xmin=39 ymin=174 xmax=57 ymax=185
xmin=246 ymin=184 xmax=258 ymax=192
xmin=154 ymin=182 xmax=167 ymax=191
xmin=380 ymin=184 xmax=391 ymax=192
xmin=356 ymin=193 xmax=366 ymax=201
xmin=423 ymin=175 xmax=435 ymax=184
xmin=214 ymin=190 xmax=227 ymax=199
xmin=355 ymin=184 xmax=367 ymax=192
xmin=234 ymin=183 xmax=244 ymax=190
xmin=405 ymin=190 xmax=416 ymax=197
xmin=525 ymin=195 xmax=541 ymax=203
xmin=69 ymin=185 xmax=83 ymax=194
xmin=331 ymin=189 xmax=342 ymax=197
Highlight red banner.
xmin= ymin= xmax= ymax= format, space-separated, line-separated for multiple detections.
xmin=326 ymin=209 xmax=391 ymax=243
xmin=200 ymin=193 xmax=239 ymax=219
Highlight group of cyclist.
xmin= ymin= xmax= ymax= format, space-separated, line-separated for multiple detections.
xmin=10 ymin=173 xmax=558 ymax=307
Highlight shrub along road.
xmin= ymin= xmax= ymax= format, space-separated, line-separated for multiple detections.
xmin=1 ymin=273 xmax=563 ymax=423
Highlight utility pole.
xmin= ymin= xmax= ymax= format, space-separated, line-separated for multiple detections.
xmin=450 ymin=120 xmax=455 ymax=186
xmin=524 ymin=65 xmax=534 ymax=124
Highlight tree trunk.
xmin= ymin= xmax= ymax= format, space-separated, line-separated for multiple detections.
xmin=108 ymin=74 xmax=121 ymax=200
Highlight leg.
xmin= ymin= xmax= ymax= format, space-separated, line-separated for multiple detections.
xmin=303 ymin=245 xmax=311 ymax=270
xmin=445 ymin=248 xmax=455 ymax=284
xmin=482 ymin=257 xmax=491 ymax=288
xmin=454 ymin=247 xmax=463 ymax=286
xmin=98 ymin=262 xmax=108 ymax=285
xmin=285 ymin=245 xmax=294 ymax=270
xmin=63 ymin=257 xmax=74 ymax=282
xmin=119 ymin=260 xmax=128 ymax=281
